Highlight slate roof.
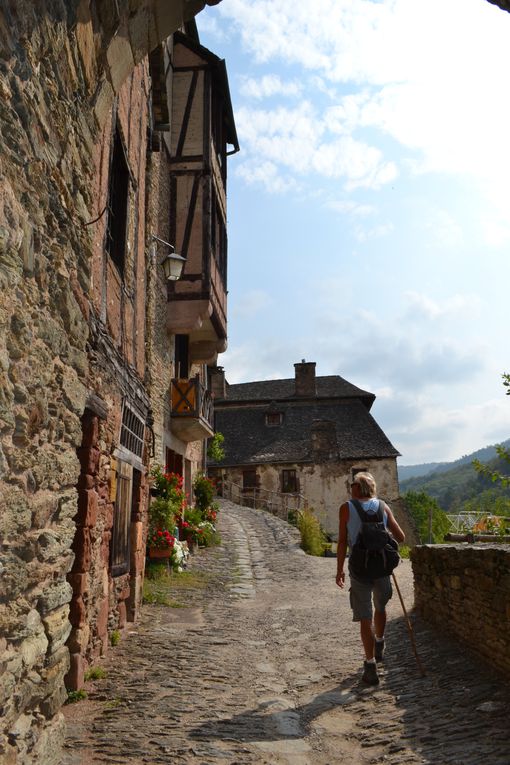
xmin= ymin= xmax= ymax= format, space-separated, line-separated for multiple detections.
xmin=221 ymin=375 xmax=375 ymax=406
xmin=210 ymin=399 xmax=400 ymax=467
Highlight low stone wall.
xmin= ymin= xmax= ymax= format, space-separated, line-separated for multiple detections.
xmin=411 ymin=544 xmax=510 ymax=675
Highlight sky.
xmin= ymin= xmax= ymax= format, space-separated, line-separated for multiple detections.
xmin=196 ymin=0 xmax=510 ymax=466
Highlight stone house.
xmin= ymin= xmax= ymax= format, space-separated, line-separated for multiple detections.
xmin=209 ymin=361 xmax=414 ymax=540
xmin=0 ymin=3 xmax=235 ymax=763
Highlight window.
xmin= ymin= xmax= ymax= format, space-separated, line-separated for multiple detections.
xmin=282 ymin=469 xmax=298 ymax=494
xmin=165 ymin=447 xmax=183 ymax=476
xmin=120 ymin=404 xmax=145 ymax=459
xmin=106 ymin=125 xmax=130 ymax=275
xmin=265 ymin=412 xmax=283 ymax=427
xmin=111 ymin=403 xmax=145 ymax=577
xmin=352 ymin=467 xmax=367 ymax=481
xmin=111 ymin=461 xmax=137 ymax=577
xmin=242 ymin=469 xmax=257 ymax=490
xmin=175 ymin=335 xmax=190 ymax=378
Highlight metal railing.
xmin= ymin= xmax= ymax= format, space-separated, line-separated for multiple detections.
xmin=446 ymin=512 xmax=509 ymax=534
xmin=445 ymin=511 xmax=510 ymax=543
xmin=218 ymin=478 xmax=307 ymax=522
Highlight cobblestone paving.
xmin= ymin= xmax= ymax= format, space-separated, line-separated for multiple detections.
xmin=63 ymin=500 xmax=510 ymax=765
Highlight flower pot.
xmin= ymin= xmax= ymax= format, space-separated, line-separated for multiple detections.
xmin=149 ymin=547 xmax=172 ymax=559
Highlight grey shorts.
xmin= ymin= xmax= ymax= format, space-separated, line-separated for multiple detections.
xmin=349 ymin=575 xmax=393 ymax=622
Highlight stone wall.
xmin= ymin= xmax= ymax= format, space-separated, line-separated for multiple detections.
xmin=411 ymin=544 xmax=510 ymax=675
xmin=0 ymin=2 xmax=216 ymax=763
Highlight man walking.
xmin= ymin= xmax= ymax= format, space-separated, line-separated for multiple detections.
xmin=336 ymin=472 xmax=405 ymax=685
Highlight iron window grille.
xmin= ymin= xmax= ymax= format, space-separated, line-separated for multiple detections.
xmin=120 ymin=404 xmax=145 ymax=459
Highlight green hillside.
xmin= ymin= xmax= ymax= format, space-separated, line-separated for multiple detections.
xmin=400 ymin=453 xmax=510 ymax=513
xmin=398 ymin=438 xmax=510 ymax=481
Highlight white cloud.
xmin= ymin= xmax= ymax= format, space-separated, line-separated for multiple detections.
xmin=215 ymin=0 xmax=510 ymax=195
xmin=423 ymin=210 xmax=464 ymax=250
xmin=327 ymin=200 xmax=375 ymax=216
xmin=196 ymin=13 xmax=229 ymax=41
xmin=403 ymin=292 xmax=481 ymax=321
xmin=231 ymin=290 xmax=272 ymax=319
xmin=239 ymin=74 xmax=302 ymax=100
xmin=235 ymin=101 xmax=398 ymax=189
xmin=354 ymin=222 xmax=393 ymax=242
xmin=378 ymin=393 xmax=510 ymax=464
xmin=235 ymin=159 xmax=299 ymax=193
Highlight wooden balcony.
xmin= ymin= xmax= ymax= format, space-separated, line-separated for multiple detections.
xmin=170 ymin=376 xmax=214 ymax=442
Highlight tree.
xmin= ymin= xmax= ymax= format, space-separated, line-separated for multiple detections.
xmin=403 ymin=490 xmax=450 ymax=544
xmin=207 ymin=432 xmax=225 ymax=463
xmin=473 ymin=373 xmax=510 ymax=488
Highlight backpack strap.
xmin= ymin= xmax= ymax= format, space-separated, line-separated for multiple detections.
xmin=351 ymin=499 xmax=383 ymax=523
xmin=350 ymin=499 xmax=368 ymax=522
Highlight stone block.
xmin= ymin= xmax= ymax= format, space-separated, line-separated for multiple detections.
xmin=38 ymin=581 xmax=73 ymax=616
xmin=67 ymin=572 xmax=89 ymax=597
xmin=75 ymin=3 xmax=97 ymax=91
xmin=129 ymin=6 xmax=159 ymax=65
xmin=71 ymin=527 xmax=91 ymax=572
xmin=0 ymin=486 xmax=32 ymax=536
xmin=77 ymin=446 xmax=100 ymax=476
xmin=101 ymin=531 xmax=111 ymax=565
xmin=30 ymin=715 xmax=66 ymax=765
xmin=76 ymin=488 xmax=99 ymax=527
xmin=96 ymin=598 xmax=109 ymax=643
xmin=117 ymin=600 xmax=126 ymax=628
xmin=69 ymin=595 xmax=86 ymax=628
xmin=81 ymin=413 xmax=99 ymax=449
xmin=42 ymin=606 xmax=72 ymax=655
xmin=20 ymin=623 xmax=48 ymax=669
xmin=154 ymin=0 xmax=186 ymax=43
xmin=67 ymin=624 xmax=90 ymax=655
xmin=39 ymin=682 xmax=67 ymax=719
xmin=106 ymin=30 xmax=135 ymax=93
xmin=65 ymin=652 xmax=85 ymax=692
xmin=77 ymin=473 xmax=94 ymax=492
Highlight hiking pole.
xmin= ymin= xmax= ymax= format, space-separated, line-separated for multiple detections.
xmin=391 ymin=572 xmax=426 ymax=677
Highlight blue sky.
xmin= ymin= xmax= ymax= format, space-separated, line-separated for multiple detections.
xmin=197 ymin=0 xmax=510 ymax=465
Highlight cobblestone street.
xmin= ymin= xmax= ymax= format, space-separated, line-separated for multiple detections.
xmin=63 ymin=500 xmax=510 ymax=765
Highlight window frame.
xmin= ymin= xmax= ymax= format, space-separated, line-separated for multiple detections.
xmin=281 ymin=469 xmax=298 ymax=494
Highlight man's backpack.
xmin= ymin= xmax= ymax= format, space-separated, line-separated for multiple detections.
xmin=348 ymin=500 xmax=400 ymax=580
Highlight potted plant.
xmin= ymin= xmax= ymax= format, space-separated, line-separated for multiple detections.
xmin=148 ymin=529 xmax=177 ymax=559
xmin=148 ymin=466 xmax=185 ymax=559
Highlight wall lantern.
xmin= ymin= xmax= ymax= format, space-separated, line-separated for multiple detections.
xmin=151 ymin=234 xmax=186 ymax=281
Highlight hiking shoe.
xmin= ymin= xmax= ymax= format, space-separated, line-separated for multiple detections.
xmin=361 ymin=661 xmax=380 ymax=686
xmin=375 ymin=639 xmax=385 ymax=662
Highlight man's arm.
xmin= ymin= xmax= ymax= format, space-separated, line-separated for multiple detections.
xmin=384 ymin=504 xmax=405 ymax=544
xmin=336 ymin=502 xmax=349 ymax=588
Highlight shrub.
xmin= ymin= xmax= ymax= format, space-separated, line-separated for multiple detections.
xmin=207 ymin=432 xmax=225 ymax=463
xmin=84 ymin=666 xmax=107 ymax=681
xmin=66 ymin=689 xmax=87 ymax=704
xmin=110 ymin=630 xmax=121 ymax=647
xmin=193 ymin=473 xmax=215 ymax=512
xmin=298 ymin=508 xmax=327 ymax=556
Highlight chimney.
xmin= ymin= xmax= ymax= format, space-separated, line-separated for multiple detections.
xmin=311 ymin=420 xmax=338 ymax=461
xmin=294 ymin=359 xmax=316 ymax=397
xmin=209 ymin=366 xmax=226 ymax=399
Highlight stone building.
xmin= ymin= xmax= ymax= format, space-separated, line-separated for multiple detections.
xmin=209 ymin=361 xmax=415 ymax=540
xmin=0 ymin=2 xmax=235 ymax=763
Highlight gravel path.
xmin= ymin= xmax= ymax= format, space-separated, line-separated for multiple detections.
xmin=62 ymin=500 xmax=510 ymax=765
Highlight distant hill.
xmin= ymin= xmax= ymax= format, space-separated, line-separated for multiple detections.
xmin=399 ymin=439 xmax=510 ymax=512
xmin=398 ymin=439 xmax=510 ymax=482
